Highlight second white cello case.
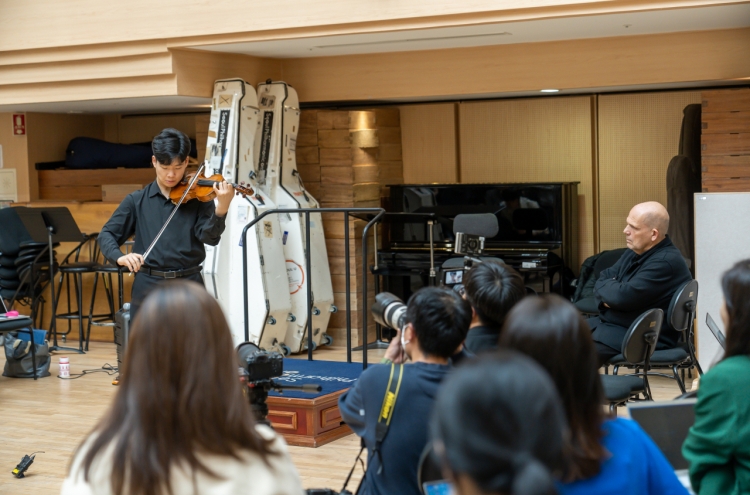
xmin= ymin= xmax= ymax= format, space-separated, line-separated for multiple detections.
xmin=255 ymin=80 xmax=336 ymax=353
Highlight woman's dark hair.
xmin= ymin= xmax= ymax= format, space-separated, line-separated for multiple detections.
xmin=152 ymin=128 xmax=191 ymax=164
xmin=75 ymin=281 xmax=273 ymax=495
xmin=721 ymin=259 xmax=750 ymax=359
xmin=499 ymin=294 xmax=606 ymax=482
xmin=405 ymin=286 xmax=471 ymax=358
xmin=463 ymin=259 xmax=525 ymax=330
xmin=431 ymin=352 xmax=566 ymax=495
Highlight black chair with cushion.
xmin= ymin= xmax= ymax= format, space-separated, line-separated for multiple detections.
xmin=0 ymin=316 xmax=40 ymax=380
xmin=608 ymin=280 xmax=700 ymax=394
xmin=600 ymin=308 xmax=663 ymax=412
xmin=573 ymin=248 xmax=627 ymax=316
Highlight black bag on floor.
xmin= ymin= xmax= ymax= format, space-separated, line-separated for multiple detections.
xmin=2 ymin=331 xmax=51 ymax=378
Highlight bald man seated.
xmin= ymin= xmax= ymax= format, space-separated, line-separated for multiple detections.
xmin=588 ymin=201 xmax=692 ymax=366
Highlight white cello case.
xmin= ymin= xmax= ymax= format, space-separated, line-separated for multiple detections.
xmin=201 ymin=79 xmax=292 ymax=350
xmin=255 ymin=80 xmax=336 ymax=353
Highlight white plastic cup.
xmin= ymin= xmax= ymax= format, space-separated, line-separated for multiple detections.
xmin=59 ymin=356 xmax=70 ymax=378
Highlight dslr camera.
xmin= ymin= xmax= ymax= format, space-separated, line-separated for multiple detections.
xmin=237 ymin=342 xmax=284 ymax=382
xmin=236 ymin=342 xmax=321 ymax=424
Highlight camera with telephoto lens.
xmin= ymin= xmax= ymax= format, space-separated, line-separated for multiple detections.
xmin=371 ymin=292 xmax=407 ymax=331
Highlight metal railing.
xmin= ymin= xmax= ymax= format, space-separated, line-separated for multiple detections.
xmin=241 ymin=207 xmax=384 ymax=368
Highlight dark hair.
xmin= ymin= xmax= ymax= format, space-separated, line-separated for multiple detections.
xmin=499 ymin=294 xmax=606 ymax=482
xmin=75 ymin=281 xmax=273 ymax=495
xmin=721 ymin=259 xmax=750 ymax=359
xmin=431 ymin=352 xmax=566 ymax=495
xmin=152 ymin=128 xmax=191 ymax=164
xmin=405 ymin=286 xmax=471 ymax=358
xmin=464 ymin=259 xmax=525 ymax=329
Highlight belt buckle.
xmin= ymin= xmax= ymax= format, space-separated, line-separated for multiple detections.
xmin=163 ymin=271 xmax=178 ymax=279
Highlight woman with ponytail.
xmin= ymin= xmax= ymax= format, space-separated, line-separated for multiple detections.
xmin=683 ymin=260 xmax=750 ymax=495
xmin=431 ymin=352 xmax=566 ymax=495
xmin=500 ymin=294 xmax=688 ymax=495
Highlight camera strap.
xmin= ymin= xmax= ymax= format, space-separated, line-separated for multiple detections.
xmin=373 ymin=363 xmax=404 ymax=474
xmin=343 ymin=363 xmax=404 ymax=495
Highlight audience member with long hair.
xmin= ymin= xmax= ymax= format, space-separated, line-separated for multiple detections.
xmin=683 ymin=260 xmax=750 ymax=495
xmin=61 ymin=281 xmax=302 ymax=495
xmin=499 ymin=294 xmax=687 ymax=495
xmin=430 ymin=352 xmax=567 ymax=495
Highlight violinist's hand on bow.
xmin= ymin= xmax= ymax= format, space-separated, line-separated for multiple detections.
xmin=213 ymin=181 xmax=235 ymax=217
xmin=118 ymin=253 xmax=144 ymax=273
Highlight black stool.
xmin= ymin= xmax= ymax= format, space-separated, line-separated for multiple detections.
xmin=50 ymin=234 xmax=101 ymax=353
xmin=85 ymin=263 xmax=125 ymax=351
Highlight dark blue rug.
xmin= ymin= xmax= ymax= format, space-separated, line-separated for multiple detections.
xmin=269 ymin=359 xmax=363 ymax=399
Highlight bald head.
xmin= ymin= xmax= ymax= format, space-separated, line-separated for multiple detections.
xmin=624 ymin=202 xmax=669 ymax=255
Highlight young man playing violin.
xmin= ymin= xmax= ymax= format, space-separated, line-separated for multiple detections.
xmin=98 ymin=128 xmax=235 ymax=319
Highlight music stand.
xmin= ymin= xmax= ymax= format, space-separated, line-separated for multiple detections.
xmin=17 ymin=207 xmax=85 ymax=353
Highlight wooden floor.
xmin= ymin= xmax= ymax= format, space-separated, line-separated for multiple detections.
xmin=0 ymin=339 xmax=690 ymax=495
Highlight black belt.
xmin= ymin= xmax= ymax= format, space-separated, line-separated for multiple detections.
xmin=140 ymin=266 xmax=202 ymax=279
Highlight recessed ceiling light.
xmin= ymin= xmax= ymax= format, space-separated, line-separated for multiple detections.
xmin=540 ymin=89 xmax=559 ymax=93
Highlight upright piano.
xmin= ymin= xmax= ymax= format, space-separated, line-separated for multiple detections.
xmin=377 ymin=182 xmax=579 ymax=300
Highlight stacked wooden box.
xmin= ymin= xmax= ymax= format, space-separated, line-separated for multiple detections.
xmin=701 ymin=88 xmax=750 ymax=192
xmin=296 ymin=108 xmax=403 ymax=347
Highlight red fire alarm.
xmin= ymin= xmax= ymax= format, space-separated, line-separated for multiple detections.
xmin=12 ymin=114 xmax=25 ymax=135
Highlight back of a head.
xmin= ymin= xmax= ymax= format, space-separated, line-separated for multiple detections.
xmin=431 ymin=352 xmax=566 ymax=495
xmin=721 ymin=259 xmax=750 ymax=359
xmin=82 ymin=281 xmax=268 ymax=495
xmin=464 ymin=259 xmax=525 ymax=330
xmin=152 ymin=128 xmax=191 ymax=164
xmin=406 ymin=286 xmax=471 ymax=358
xmin=499 ymin=294 xmax=605 ymax=481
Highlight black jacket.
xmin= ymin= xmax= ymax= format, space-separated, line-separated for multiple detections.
xmin=339 ymin=362 xmax=450 ymax=495
xmin=464 ymin=325 xmax=500 ymax=354
xmin=591 ymin=236 xmax=692 ymax=351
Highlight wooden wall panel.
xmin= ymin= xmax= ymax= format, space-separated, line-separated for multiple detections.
xmin=701 ymin=88 xmax=750 ymax=192
xmin=459 ymin=96 xmax=594 ymax=266
xmin=117 ymin=113 xmax=199 ymax=143
xmin=400 ymin=103 xmax=457 ymax=184
xmin=25 ymin=113 xmax=105 ymax=200
xmin=598 ymin=91 xmax=701 ymax=251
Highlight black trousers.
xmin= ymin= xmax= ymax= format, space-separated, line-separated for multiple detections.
xmin=594 ymin=342 xmax=621 ymax=368
xmin=129 ymin=272 xmax=204 ymax=322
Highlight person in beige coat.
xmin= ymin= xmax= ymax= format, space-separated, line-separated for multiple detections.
xmin=61 ymin=281 xmax=303 ymax=495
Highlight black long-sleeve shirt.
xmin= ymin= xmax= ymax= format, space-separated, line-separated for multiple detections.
xmin=97 ymin=181 xmax=226 ymax=270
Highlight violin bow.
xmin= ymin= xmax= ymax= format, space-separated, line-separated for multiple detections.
xmin=129 ymin=163 xmax=206 ymax=277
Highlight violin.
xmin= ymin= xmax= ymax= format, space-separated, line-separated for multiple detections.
xmin=169 ymin=172 xmax=255 ymax=205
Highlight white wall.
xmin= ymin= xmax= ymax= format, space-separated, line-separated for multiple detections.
xmin=694 ymin=192 xmax=750 ymax=370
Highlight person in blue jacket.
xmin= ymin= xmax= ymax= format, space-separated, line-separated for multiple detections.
xmin=338 ymin=287 xmax=471 ymax=495
xmin=500 ymin=294 xmax=688 ymax=495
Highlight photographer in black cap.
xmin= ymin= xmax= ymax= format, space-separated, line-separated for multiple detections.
xmin=338 ymin=287 xmax=471 ymax=495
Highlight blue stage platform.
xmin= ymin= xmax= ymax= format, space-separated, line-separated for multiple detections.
xmin=270 ymin=359 xmax=364 ymax=399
